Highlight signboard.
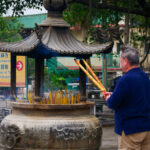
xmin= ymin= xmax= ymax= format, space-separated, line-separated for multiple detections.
xmin=0 ymin=52 xmax=26 ymax=87
xmin=16 ymin=56 xmax=26 ymax=87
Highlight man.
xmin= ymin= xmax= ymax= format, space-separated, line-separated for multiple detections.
xmin=105 ymin=45 xmax=150 ymax=150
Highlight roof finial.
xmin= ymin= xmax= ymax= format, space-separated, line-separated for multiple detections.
xmin=43 ymin=0 xmax=66 ymax=17
xmin=40 ymin=0 xmax=69 ymax=27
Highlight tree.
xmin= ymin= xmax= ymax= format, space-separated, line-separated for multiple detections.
xmin=0 ymin=0 xmax=42 ymax=16
xmin=46 ymin=70 xmax=79 ymax=90
xmin=0 ymin=0 xmax=150 ymax=18
xmin=0 ymin=16 xmax=23 ymax=42
xmin=68 ymin=0 xmax=150 ymax=18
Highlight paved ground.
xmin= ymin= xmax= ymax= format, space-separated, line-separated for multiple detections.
xmin=101 ymin=126 xmax=118 ymax=150
xmin=0 ymin=101 xmax=7 ymax=108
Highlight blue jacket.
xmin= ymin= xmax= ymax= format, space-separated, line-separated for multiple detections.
xmin=107 ymin=68 xmax=150 ymax=135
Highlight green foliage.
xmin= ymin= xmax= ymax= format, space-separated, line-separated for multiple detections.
xmin=28 ymin=58 xmax=35 ymax=78
xmin=0 ymin=16 xmax=23 ymax=42
xmin=49 ymin=72 xmax=66 ymax=90
xmin=130 ymin=15 xmax=150 ymax=48
xmin=63 ymin=3 xmax=90 ymax=27
xmin=92 ymin=10 xmax=123 ymax=28
xmin=63 ymin=2 xmax=123 ymax=28
xmin=117 ymin=0 xmax=139 ymax=9
xmin=48 ymin=70 xmax=79 ymax=90
xmin=131 ymin=15 xmax=150 ymax=28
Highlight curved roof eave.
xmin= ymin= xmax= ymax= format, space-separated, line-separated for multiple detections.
xmin=0 ymin=33 xmax=39 ymax=53
xmin=0 ymin=27 xmax=113 ymax=57
xmin=41 ymin=27 xmax=113 ymax=56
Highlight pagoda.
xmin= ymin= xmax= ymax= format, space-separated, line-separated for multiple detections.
xmin=0 ymin=0 xmax=113 ymax=101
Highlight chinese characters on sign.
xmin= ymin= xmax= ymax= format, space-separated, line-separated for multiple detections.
xmin=0 ymin=52 xmax=26 ymax=87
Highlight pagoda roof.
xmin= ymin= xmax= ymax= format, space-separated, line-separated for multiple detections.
xmin=0 ymin=0 xmax=114 ymax=58
xmin=0 ymin=26 xmax=113 ymax=58
xmin=0 ymin=32 xmax=39 ymax=53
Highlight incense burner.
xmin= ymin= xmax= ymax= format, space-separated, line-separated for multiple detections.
xmin=0 ymin=102 xmax=102 ymax=150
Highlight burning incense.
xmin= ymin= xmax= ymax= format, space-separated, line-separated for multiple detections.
xmin=27 ymin=89 xmax=81 ymax=105
xmin=64 ymin=86 xmax=67 ymax=104
xmin=28 ymin=91 xmax=33 ymax=104
xmin=74 ymin=59 xmax=106 ymax=93
xmin=77 ymin=93 xmax=80 ymax=103
xmin=71 ymin=95 xmax=74 ymax=104
xmin=82 ymin=59 xmax=106 ymax=93
xmin=49 ymin=91 xmax=53 ymax=104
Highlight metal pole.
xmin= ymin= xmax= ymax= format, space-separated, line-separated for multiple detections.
xmin=26 ymin=56 xmax=28 ymax=100
xmin=102 ymin=54 xmax=107 ymax=90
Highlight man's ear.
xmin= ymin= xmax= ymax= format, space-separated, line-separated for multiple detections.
xmin=124 ymin=58 xmax=130 ymax=66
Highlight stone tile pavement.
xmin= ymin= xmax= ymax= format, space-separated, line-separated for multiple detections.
xmin=101 ymin=126 xmax=118 ymax=150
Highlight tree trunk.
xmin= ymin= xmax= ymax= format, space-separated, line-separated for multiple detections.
xmin=124 ymin=13 xmax=130 ymax=44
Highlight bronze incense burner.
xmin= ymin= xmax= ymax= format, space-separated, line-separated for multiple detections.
xmin=0 ymin=102 xmax=102 ymax=149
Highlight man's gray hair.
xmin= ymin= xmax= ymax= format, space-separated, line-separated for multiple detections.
xmin=121 ymin=45 xmax=139 ymax=65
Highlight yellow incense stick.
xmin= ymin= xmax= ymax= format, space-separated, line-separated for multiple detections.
xmin=63 ymin=95 xmax=65 ymax=104
xmin=28 ymin=92 xmax=31 ymax=103
xmin=60 ymin=90 xmax=63 ymax=104
xmin=65 ymin=96 xmax=67 ymax=104
xmin=55 ymin=91 xmax=60 ymax=104
xmin=49 ymin=91 xmax=53 ymax=104
xmin=82 ymin=59 xmax=106 ymax=92
xmin=71 ymin=95 xmax=74 ymax=104
xmin=77 ymin=93 xmax=80 ymax=103
xmin=55 ymin=91 xmax=58 ymax=104
xmin=14 ymin=95 xmax=19 ymax=102
xmin=74 ymin=59 xmax=106 ymax=92
xmin=65 ymin=86 xmax=67 ymax=104
xmin=28 ymin=93 xmax=30 ymax=103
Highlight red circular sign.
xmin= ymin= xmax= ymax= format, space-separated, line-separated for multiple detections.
xmin=16 ymin=61 xmax=23 ymax=71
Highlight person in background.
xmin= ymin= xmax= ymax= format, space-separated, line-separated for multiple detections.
xmin=104 ymin=45 xmax=150 ymax=150
xmin=109 ymin=75 xmax=121 ymax=92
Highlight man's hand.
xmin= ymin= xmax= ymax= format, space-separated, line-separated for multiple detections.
xmin=104 ymin=92 xmax=112 ymax=101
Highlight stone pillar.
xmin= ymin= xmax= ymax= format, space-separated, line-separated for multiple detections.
xmin=10 ymin=53 xmax=16 ymax=96
xmin=79 ymin=59 xmax=86 ymax=102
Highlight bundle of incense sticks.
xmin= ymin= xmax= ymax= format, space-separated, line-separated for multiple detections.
xmin=74 ymin=59 xmax=107 ymax=94
xmin=14 ymin=95 xmax=25 ymax=103
xmin=27 ymin=90 xmax=81 ymax=104
xmin=48 ymin=91 xmax=80 ymax=104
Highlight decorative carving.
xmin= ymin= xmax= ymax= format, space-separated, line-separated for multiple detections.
xmin=35 ymin=24 xmax=43 ymax=41
xmin=92 ymin=28 xmax=109 ymax=43
xmin=0 ymin=124 xmax=23 ymax=149
xmin=92 ymin=26 xmax=124 ymax=44
xmin=109 ymin=26 xmax=124 ymax=44
xmin=51 ymin=125 xmax=100 ymax=141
